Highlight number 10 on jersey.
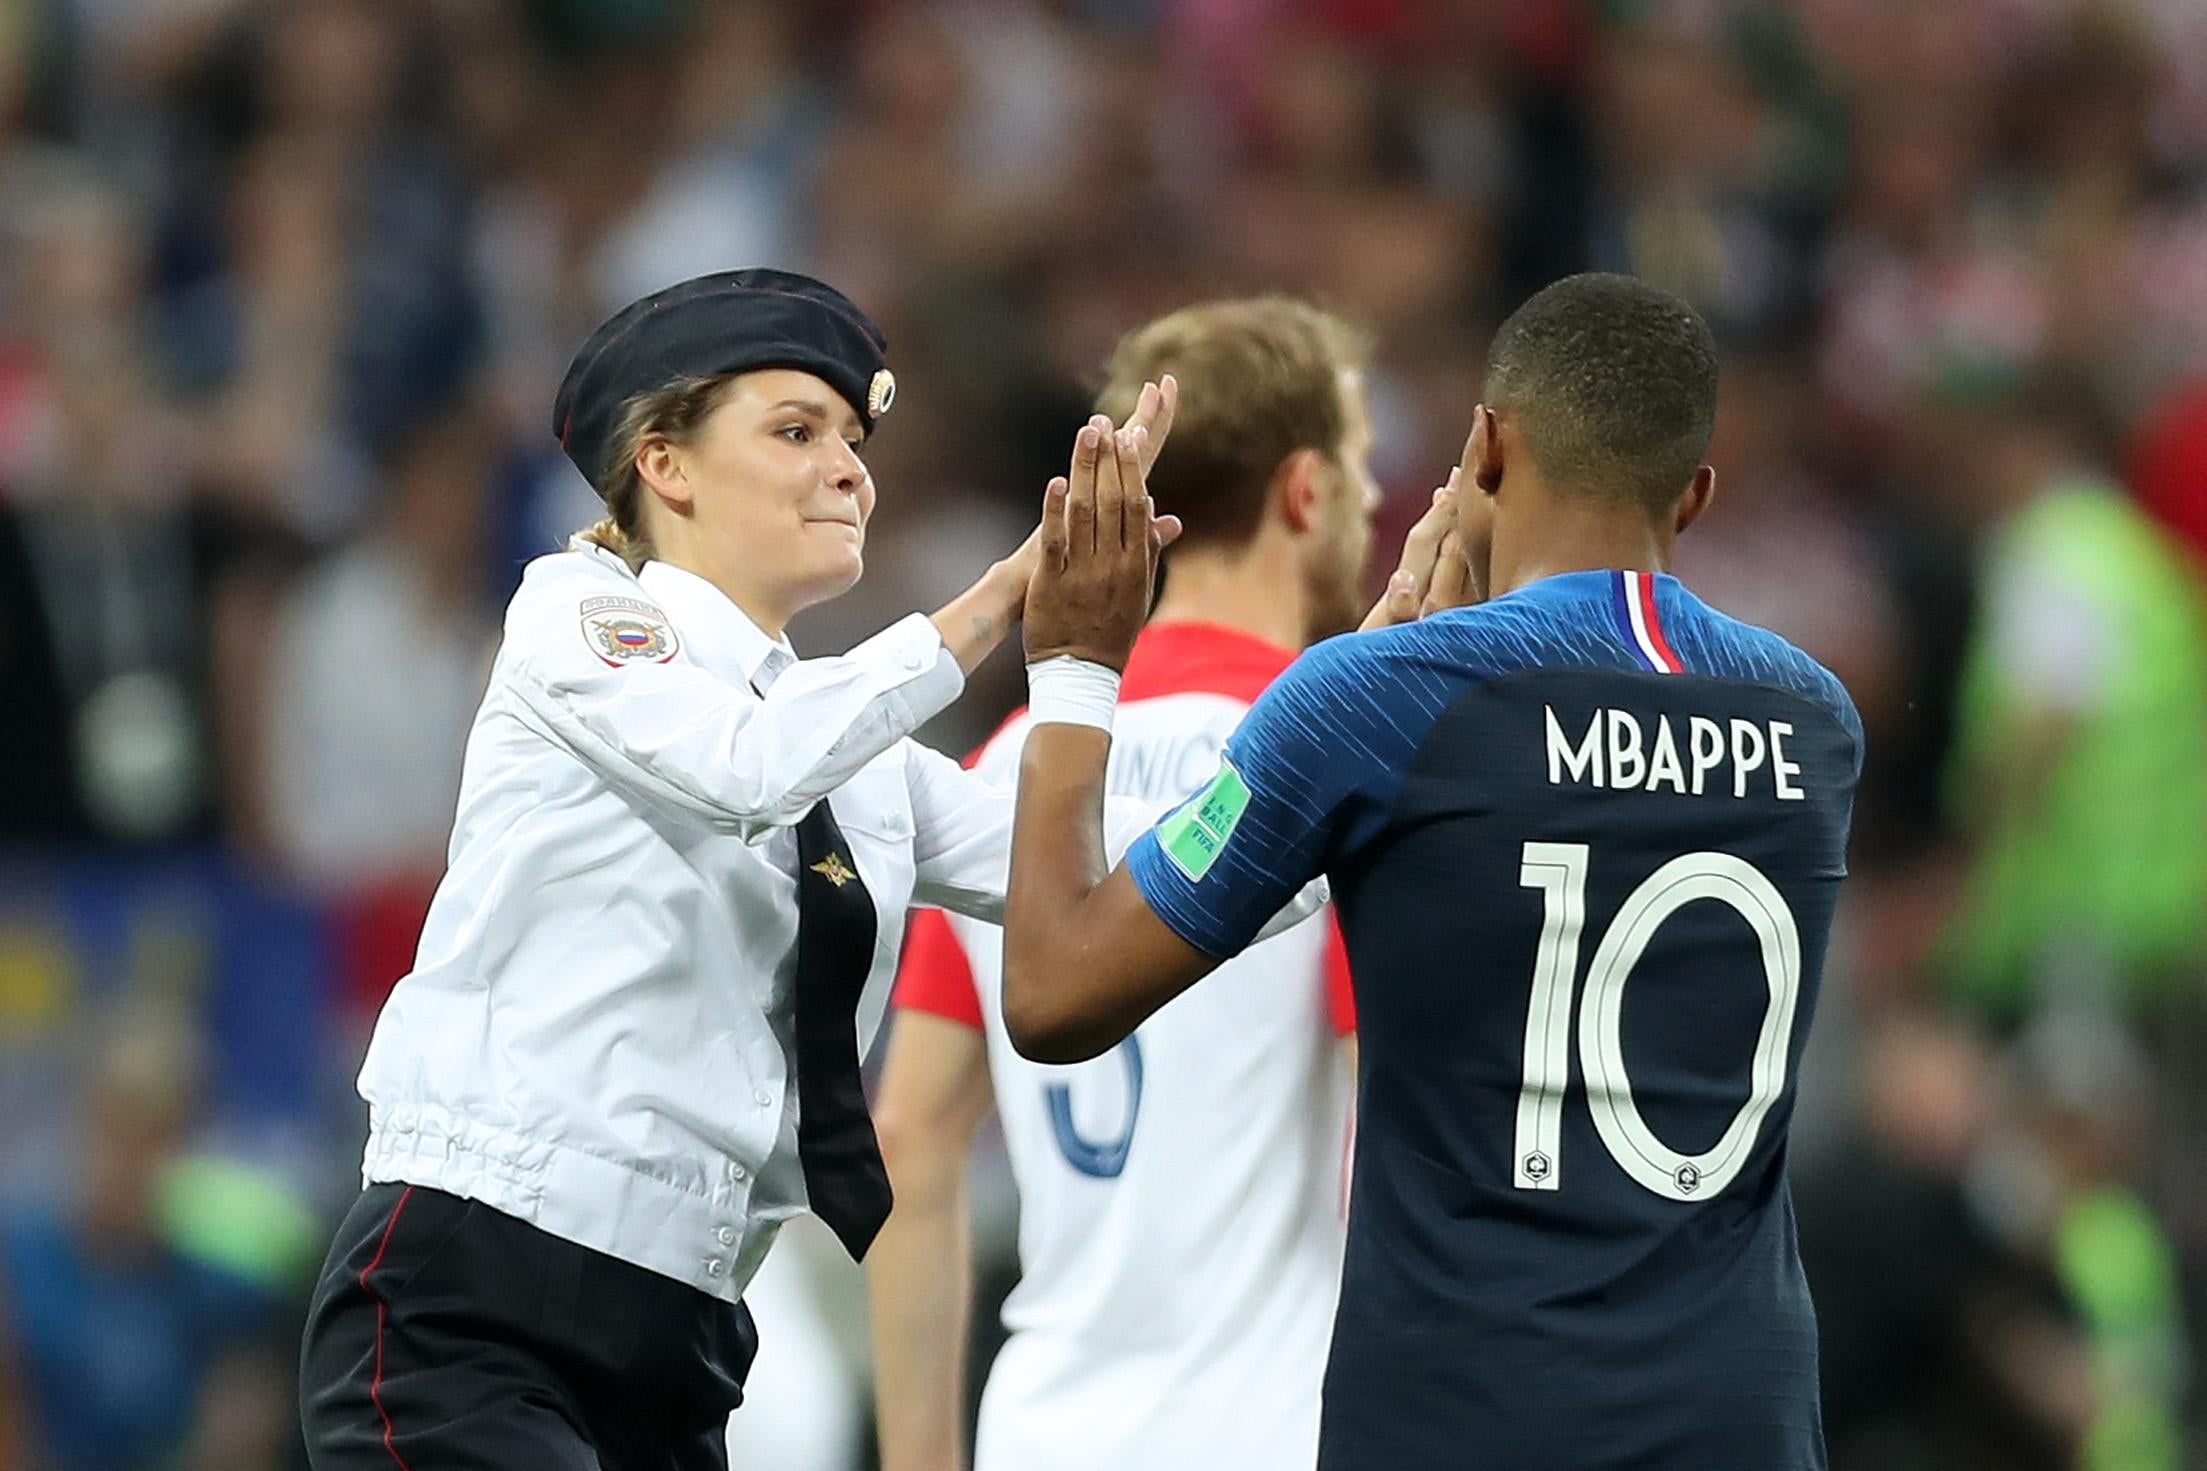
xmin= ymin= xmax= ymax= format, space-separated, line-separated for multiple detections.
xmin=1514 ymin=842 xmax=1803 ymax=1203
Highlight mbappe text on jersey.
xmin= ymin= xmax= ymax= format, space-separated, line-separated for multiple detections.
xmin=1543 ymin=705 xmax=1807 ymax=801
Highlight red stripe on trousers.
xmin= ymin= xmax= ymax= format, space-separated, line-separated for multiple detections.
xmin=357 ymin=1186 xmax=419 ymax=1471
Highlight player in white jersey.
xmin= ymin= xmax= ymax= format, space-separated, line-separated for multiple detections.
xmin=867 ymin=299 xmax=1379 ymax=1471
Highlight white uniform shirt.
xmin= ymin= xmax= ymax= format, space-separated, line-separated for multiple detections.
xmin=895 ymin=623 xmax=1356 ymax=1471
xmin=359 ymin=540 xmax=1151 ymax=1302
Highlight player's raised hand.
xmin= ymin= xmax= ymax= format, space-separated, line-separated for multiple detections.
xmin=1360 ymin=469 xmax=1464 ymax=631
xmin=1124 ymin=373 xmax=1178 ymax=478
xmin=1000 ymin=379 xmax=1179 ymax=597
xmin=1423 ymin=528 xmax=1473 ymax=619
xmin=1026 ymin=415 xmax=1181 ymax=672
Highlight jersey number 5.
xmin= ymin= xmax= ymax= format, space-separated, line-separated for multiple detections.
xmin=1514 ymin=842 xmax=1803 ymax=1202
xmin=1045 ymin=1035 xmax=1144 ymax=1179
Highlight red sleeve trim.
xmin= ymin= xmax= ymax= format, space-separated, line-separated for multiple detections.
xmin=1323 ymin=913 xmax=1356 ymax=1036
xmin=894 ymin=907 xmax=985 ymax=1032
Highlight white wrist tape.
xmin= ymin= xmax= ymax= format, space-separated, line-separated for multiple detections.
xmin=1026 ymin=656 xmax=1122 ymax=732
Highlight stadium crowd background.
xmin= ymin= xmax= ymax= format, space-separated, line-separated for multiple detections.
xmin=0 ymin=0 xmax=2204 ymax=1466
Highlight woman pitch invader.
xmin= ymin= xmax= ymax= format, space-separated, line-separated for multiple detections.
xmin=296 ymin=269 xmax=1207 ymax=1469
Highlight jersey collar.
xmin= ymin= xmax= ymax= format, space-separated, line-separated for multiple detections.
xmin=1490 ymin=569 xmax=1690 ymax=675
xmin=1499 ymin=568 xmax=1683 ymax=603
xmin=1117 ymin=621 xmax=1299 ymax=705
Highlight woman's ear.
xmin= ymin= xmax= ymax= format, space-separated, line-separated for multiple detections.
xmin=635 ymin=437 xmax=695 ymax=511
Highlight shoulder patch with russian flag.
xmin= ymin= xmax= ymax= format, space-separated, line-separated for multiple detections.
xmin=580 ymin=595 xmax=681 ymax=667
xmin=1610 ymin=570 xmax=1682 ymax=674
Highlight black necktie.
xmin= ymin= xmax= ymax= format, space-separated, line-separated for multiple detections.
xmin=790 ymin=797 xmax=893 ymax=1259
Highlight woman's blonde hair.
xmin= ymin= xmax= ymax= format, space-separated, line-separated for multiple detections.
xmin=576 ymin=373 xmax=738 ymax=571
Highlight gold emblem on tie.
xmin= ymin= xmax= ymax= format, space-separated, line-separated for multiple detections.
xmin=809 ymin=854 xmax=857 ymax=888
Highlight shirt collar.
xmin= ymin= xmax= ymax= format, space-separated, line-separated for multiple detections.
xmin=1496 ymin=568 xmax=1683 ymax=606
xmin=635 ymin=558 xmax=797 ymax=689
xmin=1117 ymin=621 xmax=1298 ymax=705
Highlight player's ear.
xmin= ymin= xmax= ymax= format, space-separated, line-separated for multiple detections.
xmin=1673 ymin=465 xmax=1716 ymax=535
xmin=1274 ymin=448 xmax=1326 ymax=534
xmin=1468 ymin=404 xmax=1504 ymax=496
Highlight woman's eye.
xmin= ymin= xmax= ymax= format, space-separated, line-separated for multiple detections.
xmin=779 ymin=424 xmax=810 ymax=443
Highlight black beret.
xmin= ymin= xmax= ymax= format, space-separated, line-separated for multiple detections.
xmin=552 ymin=268 xmax=894 ymax=496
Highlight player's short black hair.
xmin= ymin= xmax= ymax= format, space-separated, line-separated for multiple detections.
xmin=1484 ymin=274 xmax=1719 ymax=513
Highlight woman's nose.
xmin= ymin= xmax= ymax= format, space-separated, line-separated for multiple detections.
xmin=826 ymin=441 xmax=865 ymax=492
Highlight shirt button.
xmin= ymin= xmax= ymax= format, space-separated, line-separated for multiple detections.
xmin=901 ymin=648 xmax=925 ymax=672
xmin=705 ymin=1259 xmax=724 ymax=1278
xmin=755 ymin=1090 xmax=773 ymax=1108
xmin=730 ymin=1163 xmax=749 ymax=1183
xmin=716 ymin=1226 xmax=737 ymax=1245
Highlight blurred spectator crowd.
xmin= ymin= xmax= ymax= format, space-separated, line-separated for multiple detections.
xmin=0 ymin=0 xmax=2204 ymax=1467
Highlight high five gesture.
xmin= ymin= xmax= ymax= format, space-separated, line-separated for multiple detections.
xmin=1024 ymin=377 xmax=1184 ymax=671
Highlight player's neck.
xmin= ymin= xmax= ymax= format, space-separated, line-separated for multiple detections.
xmin=1149 ymin=541 xmax=1306 ymax=652
xmin=1490 ymin=495 xmax=1674 ymax=600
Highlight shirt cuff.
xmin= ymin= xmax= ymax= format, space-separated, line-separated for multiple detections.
xmin=863 ymin=612 xmax=966 ymax=731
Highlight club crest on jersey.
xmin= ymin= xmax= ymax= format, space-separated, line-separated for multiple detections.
xmin=580 ymin=596 xmax=680 ymax=667
xmin=810 ymin=853 xmax=857 ymax=887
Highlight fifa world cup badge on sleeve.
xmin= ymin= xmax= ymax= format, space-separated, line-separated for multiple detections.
xmin=581 ymin=596 xmax=682 ymax=667
xmin=1157 ymin=757 xmax=1251 ymax=880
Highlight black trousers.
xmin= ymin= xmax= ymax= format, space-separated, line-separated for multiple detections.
xmin=300 ymin=1184 xmax=759 ymax=1471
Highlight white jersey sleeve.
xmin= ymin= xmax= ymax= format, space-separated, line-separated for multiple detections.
xmin=900 ymin=741 xmax=1172 ymax=925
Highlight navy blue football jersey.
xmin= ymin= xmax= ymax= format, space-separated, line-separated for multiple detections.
xmin=1125 ymin=570 xmax=1861 ymax=1470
